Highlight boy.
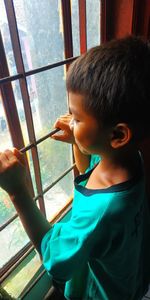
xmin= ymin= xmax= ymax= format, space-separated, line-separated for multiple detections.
xmin=0 ymin=36 xmax=150 ymax=300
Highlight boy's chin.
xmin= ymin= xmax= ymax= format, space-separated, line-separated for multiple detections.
xmin=77 ymin=144 xmax=90 ymax=155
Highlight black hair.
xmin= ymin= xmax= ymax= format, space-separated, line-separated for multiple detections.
xmin=66 ymin=36 xmax=150 ymax=141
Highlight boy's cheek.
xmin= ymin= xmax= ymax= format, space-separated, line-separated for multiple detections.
xmin=75 ymin=137 xmax=93 ymax=151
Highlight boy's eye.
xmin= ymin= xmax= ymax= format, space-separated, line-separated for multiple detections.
xmin=73 ymin=119 xmax=79 ymax=124
xmin=69 ymin=118 xmax=79 ymax=129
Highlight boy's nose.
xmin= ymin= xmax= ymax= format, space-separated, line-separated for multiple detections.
xmin=69 ymin=118 xmax=74 ymax=131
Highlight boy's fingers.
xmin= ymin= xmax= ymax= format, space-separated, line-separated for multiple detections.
xmin=58 ymin=114 xmax=71 ymax=119
xmin=53 ymin=120 xmax=69 ymax=130
xmin=0 ymin=152 xmax=11 ymax=170
xmin=53 ymin=115 xmax=72 ymax=130
xmin=51 ymin=133 xmax=67 ymax=142
xmin=4 ymin=149 xmax=16 ymax=161
xmin=0 ymin=151 xmax=9 ymax=162
xmin=0 ymin=150 xmax=21 ymax=171
xmin=12 ymin=148 xmax=26 ymax=166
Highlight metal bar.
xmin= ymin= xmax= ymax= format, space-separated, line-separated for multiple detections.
xmin=42 ymin=163 xmax=75 ymax=194
xmin=0 ymin=56 xmax=77 ymax=85
xmin=26 ymin=57 xmax=76 ymax=76
xmin=20 ymin=128 xmax=60 ymax=153
xmin=78 ymin=0 xmax=87 ymax=54
xmin=4 ymin=0 xmax=46 ymax=215
xmin=0 ymin=213 xmax=18 ymax=232
xmin=0 ymin=73 xmax=22 ymax=85
xmin=29 ymin=164 xmax=75 ymax=201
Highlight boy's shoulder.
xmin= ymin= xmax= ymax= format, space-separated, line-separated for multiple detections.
xmin=75 ymin=159 xmax=145 ymax=217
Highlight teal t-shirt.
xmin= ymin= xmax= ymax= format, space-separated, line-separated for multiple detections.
xmin=41 ymin=154 xmax=150 ymax=300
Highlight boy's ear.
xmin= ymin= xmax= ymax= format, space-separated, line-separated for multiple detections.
xmin=110 ymin=123 xmax=132 ymax=149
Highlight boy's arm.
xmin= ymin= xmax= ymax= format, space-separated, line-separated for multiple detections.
xmin=73 ymin=144 xmax=90 ymax=174
xmin=51 ymin=114 xmax=90 ymax=173
xmin=0 ymin=149 xmax=50 ymax=254
xmin=10 ymin=187 xmax=51 ymax=254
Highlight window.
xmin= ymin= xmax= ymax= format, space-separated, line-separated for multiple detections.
xmin=86 ymin=0 xmax=100 ymax=49
xmin=0 ymin=0 xmax=101 ymax=295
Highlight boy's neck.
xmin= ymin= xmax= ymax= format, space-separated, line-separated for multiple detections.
xmin=89 ymin=148 xmax=140 ymax=189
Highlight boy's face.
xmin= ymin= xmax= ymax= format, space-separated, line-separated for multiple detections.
xmin=69 ymin=92 xmax=110 ymax=155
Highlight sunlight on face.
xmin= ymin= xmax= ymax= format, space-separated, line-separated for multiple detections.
xmin=69 ymin=92 xmax=110 ymax=155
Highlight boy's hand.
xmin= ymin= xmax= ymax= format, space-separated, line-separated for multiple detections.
xmin=51 ymin=114 xmax=75 ymax=144
xmin=0 ymin=148 xmax=26 ymax=196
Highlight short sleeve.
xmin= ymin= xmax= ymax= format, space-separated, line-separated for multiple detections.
xmin=41 ymin=201 xmax=110 ymax=282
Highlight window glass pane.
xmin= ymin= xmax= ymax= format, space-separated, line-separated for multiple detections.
xmin=12 ymin=80 xmax=29 ymax=146
xmin=27 ymin=149 xmax=37 ymax=196
xmin=0 ymin=92 xmax=12 ymax=150
xmin=0 ymin=0 xmax=17 ymax=75
xmin=14 ymin=0 xmax=64 ymax=70
xmin=2 ymin=250 xmax=41 ymax=299
xmin=86 ymin=0 xmax=100 ymax=49
xmin=71 ymin=0 xmax=80 ymax=56
xmin=44 ymin=171 xmax=73 ymax=221
xmin=0 ymin=189 xmax=16 ymax=226
xmin=38 ymin=138 xmax=72 ymax=190
xmin=27 ymin=66 xmax=68 ymax=139
xmin=0 ymin=218 xmax=29 ymax=268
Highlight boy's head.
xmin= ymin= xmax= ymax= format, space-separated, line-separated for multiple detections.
xmin=67 ymin=36 xmax=150 ymax=145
